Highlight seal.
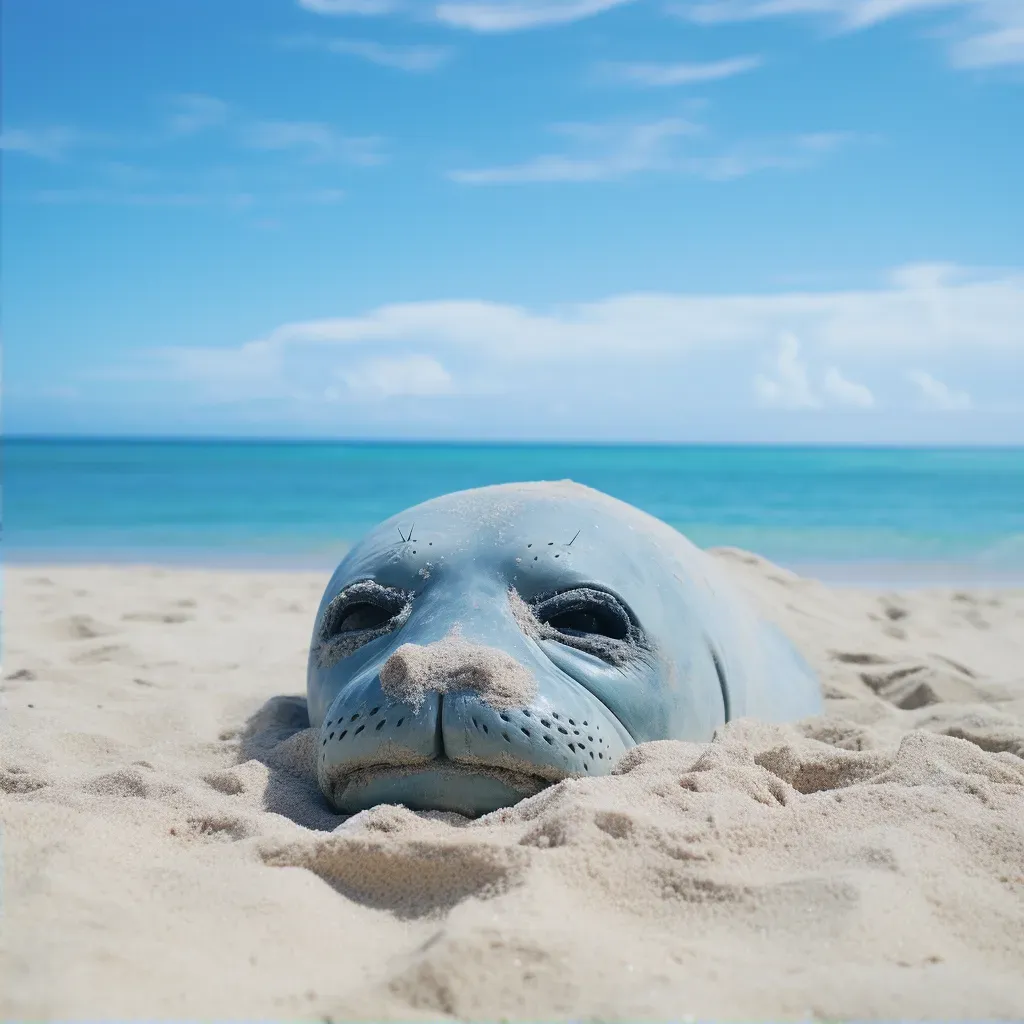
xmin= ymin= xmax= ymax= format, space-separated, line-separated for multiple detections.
xmin=307 ymin=481 xmax=821 ymax=817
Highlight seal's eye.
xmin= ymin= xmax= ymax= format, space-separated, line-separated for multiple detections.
xmin=540 ymin=597 xmax=630 ymax=640
xmin=532 ymin=588 xmax=634 ymax=643
xmin=332 ymin=602 xmax=395 ymax=633
xmin=317 ymin=580 xmax=410 ymax=668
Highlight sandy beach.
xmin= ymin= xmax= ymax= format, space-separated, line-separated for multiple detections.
xmin=3 ymin=553 xmax=1024 ymax=1020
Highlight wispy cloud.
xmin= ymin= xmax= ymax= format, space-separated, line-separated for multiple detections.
xmin=20 ymin=186 xmax=345 ymax=209
xmin=450 ymin=120 xmax=855 ymax=184
xmin=823 ymin=366 xmax=875 ymax=407
xmin=597 ymin=54 xmax=763 ymax=86
xmin=297 ymin=0 xmax=639 ymax=31
xmin=166 ymin=94 xmax=230 ymax=136
xmin=678 ymin=0 xmax=1024 ymax=68
xmin=450 ymin=118 xmax=697 ymax=183
xmin=755 ymin=336 xmax=877 ymax=408
xmin=283 ymin=33 xmax=453 ymax=70
xmin=908 ymin=369 xmax=973 ymax=409
xmin=754 ymin=333 xmax=820 ymax=408
xmin=434 ymin=0 xmax=636 ymax=31
xmin=340 ymin=354 xmax=455 ymax=397
xmin=0 ymin=126 xmax=84 ymax=160
xmin=299 ymin=0 xmax=403 ymax=13
xmin=243 ymin=120 xmax=387 ymax=165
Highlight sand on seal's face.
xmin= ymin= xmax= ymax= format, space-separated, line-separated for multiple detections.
xmin=379 ymin=627 xmax=538 ymax=713
xmin=2 ymin=558 xmax=1024 ymax=1021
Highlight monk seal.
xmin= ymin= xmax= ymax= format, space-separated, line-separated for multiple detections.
xmin=307 ymin=481 xmax=821 ymax=817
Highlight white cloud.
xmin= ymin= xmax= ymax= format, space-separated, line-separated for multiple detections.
xmin=952 ymin=17 xmax=1024 ymax=67
xmin=152 ymin=265 xmax=1023 ymax=419
xmin=299 ymin=0 xmax=403 ymax=13
xmin=435 ymin=0 xmax=636 ymax=31
xmin=450 ymin=121 xmax=855 ymax=184
xmin=754 ymin=333 xmax=820 ymax=408
xmin=284 ymin=34 xmax=452 ymax=70
xmin=340 ymin=354 xmax=455 ymax=396
xmin=908 ymin=369 xmax=972 ymax=409
xmin=167 ymin=94 xmax=229 ymax=136
xmin=298 ymin=0 xmax=638 ymax=31
xmin=243 ymin=120 xmax=386 ymax=165
xmin=0 ymin=126 xmax=82 ymax=160
xmin=450 ymin=118 xmax=697 ymax=183
xmin=598 ymin=55 xmax=763 ymax=85
xmin=823 ymin=366 xmax=875 ymax=407
xmin=678 ymin=0 xmax=1024 ymax=68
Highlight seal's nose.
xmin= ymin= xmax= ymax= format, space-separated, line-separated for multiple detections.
xmin=379 ymin=632 xmax=538 ymax=712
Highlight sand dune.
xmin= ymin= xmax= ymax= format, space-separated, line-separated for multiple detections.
xmin=2 ymin=558 xmax=1024 ymax=1020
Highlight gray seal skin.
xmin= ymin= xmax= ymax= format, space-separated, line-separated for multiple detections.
xmin=307 ymin=481 xmax=821 ymax=817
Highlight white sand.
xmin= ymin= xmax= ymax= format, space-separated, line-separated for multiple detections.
xmin=2 ymin=555 xmax=1024 ymax=1020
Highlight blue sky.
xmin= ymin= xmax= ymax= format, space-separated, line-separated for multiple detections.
xmin=4 ymin=0 xmax=1023 ymax=442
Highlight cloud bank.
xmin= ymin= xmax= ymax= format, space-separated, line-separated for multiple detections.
xmin=150 ymin=264 xmax=1020 ymax=438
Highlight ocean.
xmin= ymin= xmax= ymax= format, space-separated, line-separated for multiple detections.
xmin=5 ymin=439 xmax=1024 ymax=583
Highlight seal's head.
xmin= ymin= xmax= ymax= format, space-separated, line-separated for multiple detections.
xmin=307 ymin=481 xmax=818 ymax=817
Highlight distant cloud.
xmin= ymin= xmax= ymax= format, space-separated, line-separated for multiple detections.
xmin=597 ymin=54 xmax=762 ymax=86
xmin=450 ymin=118 xmax=697 ymax=183
xmin=152 ymin=264 xmax=1023 ymax=417
xmin=677 ymin=0 xmax=1024 ymax=68
xmin=952 ymin=15 xmax=1024 ymax=67
xmin=298 ymin=0 xmax=639 ymax=31
xmin=299 ymin=0 xmax=403 ymax=13
xmin=908 ymin=369 xmax=972 ymax=410
xmin=25 ymin=188 xmax=256 ymax=209
xmin=20 ymin=186 xmax=345 ymax=210
xmin=434 ymin=0 xmax=636 ymax=31
xmin=243 ymin=120 xmax=386 ymax=165
xmin=166 ymin=94 xmax=229 ymax=136
xmin=283 ymin=34 xmax=452 ymax=70
xmin=754 ymin=333 xmax=820 ymax=408
xmin=450 ymin=121 xmax=856 ymax=184
xmin=0 ymin=126 xmax=83 ymax=160
xmin=823 ymin=366 xmax=875 ymax=407
xmin=340 ymin=354 xmax=455 ymax=397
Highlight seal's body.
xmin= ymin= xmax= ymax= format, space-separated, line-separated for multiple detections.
xmin=308 ymin=482 xmax=821 ymax=816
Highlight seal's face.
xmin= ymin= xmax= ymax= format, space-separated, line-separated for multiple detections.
xmin=308 ymin=483 xmax=728 ymax=816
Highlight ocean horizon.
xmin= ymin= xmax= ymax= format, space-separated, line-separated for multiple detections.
xmin=6 ymin=437 xmax=1024 ymax=585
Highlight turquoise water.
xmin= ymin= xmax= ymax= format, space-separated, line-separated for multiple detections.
xmin=5 ymin=440 xmax=1024 ymax=578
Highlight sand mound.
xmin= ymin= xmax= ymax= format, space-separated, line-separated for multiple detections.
xmin=2 ymin=561 xmax=1024 ymax=1019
